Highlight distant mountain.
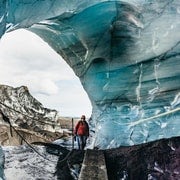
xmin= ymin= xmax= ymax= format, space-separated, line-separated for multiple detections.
xmin=0 ymin=84 xmax=62 ymax=145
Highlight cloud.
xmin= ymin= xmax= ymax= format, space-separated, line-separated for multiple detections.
xmin=0 ymin=29 xmax=92 ymax=117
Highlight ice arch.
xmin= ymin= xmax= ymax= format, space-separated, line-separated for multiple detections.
xmin=0 ymin=0 xmax=179 ymax=148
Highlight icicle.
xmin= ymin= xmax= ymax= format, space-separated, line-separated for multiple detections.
xmin=154 ymin=58 xmax=160 ymax=85
xmin=136 ymin=63 xmax=143 ymax=106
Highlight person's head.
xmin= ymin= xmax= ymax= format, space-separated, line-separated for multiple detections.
xmin=81 ymin=115 xmax=86 ymax=121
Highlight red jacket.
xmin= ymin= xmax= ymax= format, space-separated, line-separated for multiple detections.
xmin=74 ymin=120 xmax=89 ymax=136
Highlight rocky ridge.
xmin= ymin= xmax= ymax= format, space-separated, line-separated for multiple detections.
xmin=0 ymin=84 xmax=62 ymax=145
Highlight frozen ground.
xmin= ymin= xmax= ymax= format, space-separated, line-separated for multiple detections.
xmin=2 ymin=136 xmax=79 ymax=180
xmin=1 ymin=136 xmax=179 ymax=180
xmin=2 ymin=145 xmax=59 ymax=180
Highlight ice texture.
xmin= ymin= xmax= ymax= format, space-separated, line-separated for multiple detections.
xmin=2 ymin=145 xmax=58 ymax=180
xmin=0 ymin=0 xmax=180 ymax=149
xmin=0 ymin=146 xmax=5 ymax=180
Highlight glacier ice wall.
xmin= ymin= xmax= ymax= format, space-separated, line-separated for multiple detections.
xmin=0 ymin=0 xmax=180 ymax=149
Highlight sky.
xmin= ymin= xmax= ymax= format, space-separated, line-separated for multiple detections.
xmin=0 ymin=29 xmax=92 ymax=117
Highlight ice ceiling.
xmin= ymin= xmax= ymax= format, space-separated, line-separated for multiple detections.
xmin=0 ymin=0 xmax=180 ymax=148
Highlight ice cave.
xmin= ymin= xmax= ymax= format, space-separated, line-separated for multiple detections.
xmin=0 ymin=0 xmax=179 ymax=151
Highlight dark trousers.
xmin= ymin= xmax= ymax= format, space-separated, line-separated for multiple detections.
xmin=77 ymin=135 xmax=87 ymax=150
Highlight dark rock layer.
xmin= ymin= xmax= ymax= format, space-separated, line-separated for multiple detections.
xmin=105 ymin=136 xmax=180 ymax=180
xmin=55 ymin=136 xmax=180 ymax=180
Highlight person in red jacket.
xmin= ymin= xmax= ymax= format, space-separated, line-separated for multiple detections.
xmin=74 ymin=115 xmax=89 ymax=150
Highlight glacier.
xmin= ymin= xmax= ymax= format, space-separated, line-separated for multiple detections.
xmin=0 ymin=0 xmax=179 ymax=152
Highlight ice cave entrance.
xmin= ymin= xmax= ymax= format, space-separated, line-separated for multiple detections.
xmin=0 ymin=29 xmax=92 ymax=117
xmin=0 ymin=0 xmax=179 ymax=149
